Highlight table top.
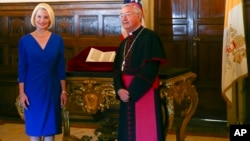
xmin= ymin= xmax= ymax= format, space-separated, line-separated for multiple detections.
xmin=66 ymin=65 xmax=191 ymax=80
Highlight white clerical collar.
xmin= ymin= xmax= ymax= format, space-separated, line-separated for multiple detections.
xmin=128 ymin=26 xmax=141 ymax=35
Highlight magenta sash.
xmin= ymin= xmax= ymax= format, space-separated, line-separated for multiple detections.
xmin=122 ymin=74 xmax=158 ymax=141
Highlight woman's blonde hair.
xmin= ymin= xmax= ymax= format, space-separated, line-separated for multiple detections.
xmin=30 ymin=3 xmax=55 ymax=29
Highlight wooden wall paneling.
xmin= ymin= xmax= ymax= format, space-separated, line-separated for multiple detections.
xmin=155 ymin=0 xmax=191 ymax=68
xmin=193 ymin=0 xmax=226 ymax=119
xmin=161 ymin=40 xmax=189 ymax=68
xmin=0 ymin=78 xmax=19 ymax=117
xmin=0 ymin=44 xmax=8 ymax=67
xmin=0 ymin=1 xmax=123 ymax=118
xmin=0 ymin=1 xmax=123 ymax=69
xmin=155 ymin=0 xmax=227 ymax=120
xmin=243 ymin=0 xmax=250 ymax=122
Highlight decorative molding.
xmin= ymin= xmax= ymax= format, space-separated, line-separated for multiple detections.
xmin=55 ymin=16 xmax=74 ymax=37
xmin=103 ymin=15 xmax=121 ymax=36
xmin=79 ymin=16 xmax=98 ymax=36
xmin=8 ymin=17 xmax=25 ymax=37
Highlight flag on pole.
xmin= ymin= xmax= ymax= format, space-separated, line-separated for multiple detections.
xmin=222 ymin=0 xmax=248 ymax=104
xmin=121 ymin=0 xmax=145 ymax=40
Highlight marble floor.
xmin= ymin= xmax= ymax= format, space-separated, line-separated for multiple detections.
xmin=0 ymin=119 xmax=229 ymax=141
xmin=0 ymin=123 xmax=97 ymax=141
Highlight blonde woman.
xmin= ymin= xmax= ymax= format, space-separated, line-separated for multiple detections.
xmin=18 ymin=3 xmax=67 ymax=141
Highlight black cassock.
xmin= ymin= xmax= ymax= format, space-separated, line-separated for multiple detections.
xmin=113 ymin=26 xmax=167 ymax=141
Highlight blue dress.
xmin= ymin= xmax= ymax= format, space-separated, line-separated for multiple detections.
xmin=18 ymin=33 xmax=66 ymax=136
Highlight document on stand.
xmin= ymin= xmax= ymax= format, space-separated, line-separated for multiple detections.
xmin=86 ymin=48 xmax=116 ymax=62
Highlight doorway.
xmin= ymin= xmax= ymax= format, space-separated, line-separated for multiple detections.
xmin=154 ymin=0 xmax=227 ymax=120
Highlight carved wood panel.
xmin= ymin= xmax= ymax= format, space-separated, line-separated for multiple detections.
xmin=80 ymin=16 xmax=98 ymax=36
xmin=55 ymin=16 xmax=74 ymax=37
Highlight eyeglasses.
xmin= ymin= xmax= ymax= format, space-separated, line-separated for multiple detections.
xmin=120 ymin=12 xmax=136 ymax=18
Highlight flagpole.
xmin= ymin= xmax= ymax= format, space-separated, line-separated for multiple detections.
xmin=237 ymin=78 xmax=246 ymax=124
xmin=227 ymin=78 xmax=247 ymax=125
xmin=235 ymin=81 xmax=239 ymax=124
xmin=227 ymin=84 xmax=237 ymax=125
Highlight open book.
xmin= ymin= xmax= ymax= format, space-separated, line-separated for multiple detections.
xmin=86 ymin=48 xmax=116 ymax=62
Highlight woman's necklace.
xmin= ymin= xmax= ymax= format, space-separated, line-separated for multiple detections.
xmin=121 ymin=27 xmax=144 ymax=71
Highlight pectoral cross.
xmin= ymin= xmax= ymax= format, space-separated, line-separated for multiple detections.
xmin=121 ymin=60 xmax=125 ymax=71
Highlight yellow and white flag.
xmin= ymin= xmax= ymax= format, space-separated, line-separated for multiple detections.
xmin=222 ymin=0 xmax=248 ymax=104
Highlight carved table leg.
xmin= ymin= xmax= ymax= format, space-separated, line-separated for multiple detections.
xmin=62 ymin=110 xmax=81 ymax=141
xmin=160 ymin=72 xmax=198 ymax=141
xmin=63 ymin=110 xmax=70 ymax=137
xmin=175 ymin=81 xmax=198 ymax=141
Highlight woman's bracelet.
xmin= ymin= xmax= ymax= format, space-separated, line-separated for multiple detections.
xmin=61 ymin=90 xmax=67 ymax=94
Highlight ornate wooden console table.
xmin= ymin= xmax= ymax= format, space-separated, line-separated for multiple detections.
xmin=15 ymin=66 xmax=198 ymax=141
xmin=65 ymin=66 xmax=198 ymax=141
xmin=158 ymin=67 xmax=199 ymax=141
